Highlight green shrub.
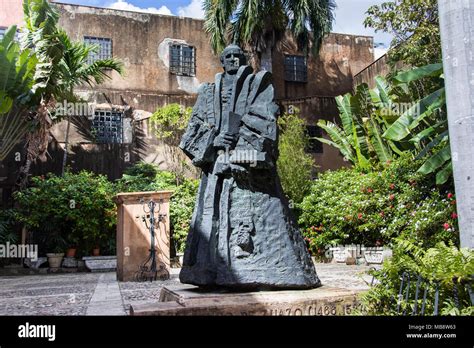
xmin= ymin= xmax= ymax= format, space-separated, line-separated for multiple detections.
xmin=150 ymin=104 xmax=192 ymax=145
xmin=0 ymin=209 xmax=19 ymax=244
xmin=14 ymin=171 xmax=116 ymax=255
xmin=115 ymin=162 xmax=177 ymax=193
xmin=277 ymin=111 xmax=315 ymax=205
xmin=115 ymin=162 xmax=198 ymax=254
xmin=358 ymin=239 xmax=474 ymax=316
xmin=298 ymin=155 xmax=459 ymax=256
xmin=170 ymin=178 xmax=199 ymax=253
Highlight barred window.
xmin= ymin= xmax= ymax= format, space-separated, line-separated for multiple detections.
xmin=305 ymin=125 xmax=323 ymax=153
xmin=169 ymin=44 xmax=196 ymax=76
xmin=284 ymin=55 xmax=308 ymax=83
xmin=91 ymin=109 xmax=123 ymax=144
xmin=84 ymin=36 xmax=112 ymax=64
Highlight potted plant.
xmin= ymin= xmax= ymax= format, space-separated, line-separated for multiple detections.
xmin=45 ymin=233 xmax=67 ymax=268
xmin=65 ymin=233 xmax=80 ymax=258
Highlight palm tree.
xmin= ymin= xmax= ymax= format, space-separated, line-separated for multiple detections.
xmin=203 ymin=0 xmax=336 ymax=68
xmin=15 ymin=0 xmax=123 ymax=186
xmin=57 ymin=29 xmax=123 ymax=175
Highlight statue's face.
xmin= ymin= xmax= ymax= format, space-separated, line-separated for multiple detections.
xmin=221 ymin=48 xmax=245 ymax=75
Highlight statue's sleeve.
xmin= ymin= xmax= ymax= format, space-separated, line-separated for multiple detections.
xmin=233 ymin=73 xmax=280 ymax=169
xmin=179 ymin=83 xmax=217 ymax=167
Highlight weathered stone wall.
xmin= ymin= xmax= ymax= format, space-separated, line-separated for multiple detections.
xmin=56 ymin=3 xmax=221 ymax=98
xmin=0 ymin=1 xmax=374 ymax=197
xmin=0 ymin=0 xmax=23 ymax=28
xmin=273 ymin=33 xmax=374 ymax=99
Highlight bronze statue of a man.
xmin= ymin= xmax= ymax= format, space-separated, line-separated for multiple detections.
xmin=179 ymin=44 xmax=320 ymax=289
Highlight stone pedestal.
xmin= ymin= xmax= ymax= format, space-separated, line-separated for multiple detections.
xmin=115 ymin=191 xmax=172 ymax=281
xmin=130 ymin=285 xmax=362 ymax=316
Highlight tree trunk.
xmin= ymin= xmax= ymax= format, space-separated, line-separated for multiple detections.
xmin=61 ymin=116 xmax=71 ymax=176
xmin=438 ymin=0 xmax=474 ymax=249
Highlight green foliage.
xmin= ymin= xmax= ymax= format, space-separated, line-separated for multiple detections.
xmin=0 ymin=25 xmax=37 ymax=113
xmin=14 ymin=171 xmax=116 ymax=255
xmin=115 ymin=162 xmax=177 ymax=193
xmin=0 ymin=26 xmax=37 ymax=160
xmin=0 ymin=209 xmax=19 ymax=244
xmin=203 ymin=0 xmax=335 ymax=55
xmin=170 ymin=178 xmax=199 ymax=253
xmin=325 ymin=64 xmax=450 ymax=184
xmin=364 ymin=0 xmax=441 ymax=68
xmin=150 ymin=104 xmax=192 ymax=145
xmin=298 ymin=156 xmax=459 ymax=256
xmin=358 ymin=239 xmax=474 ymax=316
xmin=318 ymin=80 xmax=401 ymax=170
xmin=277 ymin=111 xmax=315 ymax=204
xmin=115 ymin=162 xmax=199 ymax=254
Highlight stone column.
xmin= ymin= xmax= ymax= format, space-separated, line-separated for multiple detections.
xmin=438 ymin=0 xmax=474 ymax=249
xmin=115 ymin=191 xmax=173 ymax=281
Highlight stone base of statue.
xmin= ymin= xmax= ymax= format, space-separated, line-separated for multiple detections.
xmin=129 ymin=285 xmax=362 ymax=316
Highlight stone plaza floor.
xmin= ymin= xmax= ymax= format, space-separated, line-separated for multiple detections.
xmin=0 ymin=263 xmax=377 ymax=315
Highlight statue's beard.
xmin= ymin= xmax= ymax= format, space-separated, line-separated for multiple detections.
xmin=225 ymin=65 xmax=239 ymax=74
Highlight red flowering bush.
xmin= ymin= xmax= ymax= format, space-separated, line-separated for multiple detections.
xmin=299 ymin=155 xmax=459 ymax=254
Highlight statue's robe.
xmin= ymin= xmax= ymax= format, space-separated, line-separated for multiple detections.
xmin=179 ymin=66 xmax=321 ymax=289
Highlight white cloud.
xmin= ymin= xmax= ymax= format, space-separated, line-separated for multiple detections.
xmin=177 ymin=0 xmax=205 ymax=19
xmin=106 ymin=0 xmax=173 ymax=15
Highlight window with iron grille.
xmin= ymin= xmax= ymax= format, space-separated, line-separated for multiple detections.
xmin=169 ymin=44 xmax=196 ymax=76
xmin=305 ymin=125 xmax=323 ymax=153
xmin=84 ymin=36 xmax=112 ymax=64
xmin=91 ymin=109 xmax=123 ymax=144
xmin=284 ymin=55 xmax=308 ymax=83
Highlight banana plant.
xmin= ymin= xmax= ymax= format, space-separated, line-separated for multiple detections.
xmin=0 ymin=26 xmax=37 ymax=160
xmin=317 ymin=80 xmax=399 ymax=170
xmin=383 ymin=63 xmax=450 ymax=184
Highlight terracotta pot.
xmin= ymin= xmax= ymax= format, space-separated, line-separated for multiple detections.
xmin=46 ymin=253 xmax=64 ymax=268
xmin=92 ymin=248 xmax=100 ymax=256
xmin=66 ymin=248 xmax=77 ymax=258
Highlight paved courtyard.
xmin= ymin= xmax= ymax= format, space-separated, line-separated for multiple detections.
xmin=0 ymin=264 xmax=376 ymax=315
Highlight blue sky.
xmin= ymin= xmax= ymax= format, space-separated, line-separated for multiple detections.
xmin=57 ymin=0 xmax=392 ymax=58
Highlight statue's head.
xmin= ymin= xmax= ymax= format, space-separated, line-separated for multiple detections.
xmin=220 ymin=44 xmax=247 ymax=75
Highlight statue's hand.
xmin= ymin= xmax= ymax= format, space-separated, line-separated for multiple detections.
xmin=213 ymin=132 xmax=237 ymax=149
xmin=230 ymin=163 xmax=248 ymax=180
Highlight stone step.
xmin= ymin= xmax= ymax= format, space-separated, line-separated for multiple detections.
xmin=130 ymin=285 xmax=363 ymax=316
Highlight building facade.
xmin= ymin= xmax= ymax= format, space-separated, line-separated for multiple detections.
xmin=0 ymin=0 xmax=375 ymax=202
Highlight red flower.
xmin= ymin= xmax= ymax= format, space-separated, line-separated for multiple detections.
xmin=379 ymin=211 xmax=385 ymax=217
xmin=358 ymin=213 xmax=363 ymax=219
xmin=443 ymin=223 xmax=450 ymax=230
xmin=447 ymin=193 xmax=454 ymax=199
xmin=451 ymin=212 xmax=458 ymax=219
xmin=389 ymin=194 xmax=395 ymax=201
xmin=389 ymin=183 xmax=395 ymax=190
xmin=367 ymin=188 xmax=373 ymax=193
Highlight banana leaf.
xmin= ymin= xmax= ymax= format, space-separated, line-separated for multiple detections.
xmin=383 ymin=87 xmax=445 ymax=141
xmin=418 ymin=144 xmax=451 ymax=175
xmin=393 ymin=63 xmax=443 ymax=84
